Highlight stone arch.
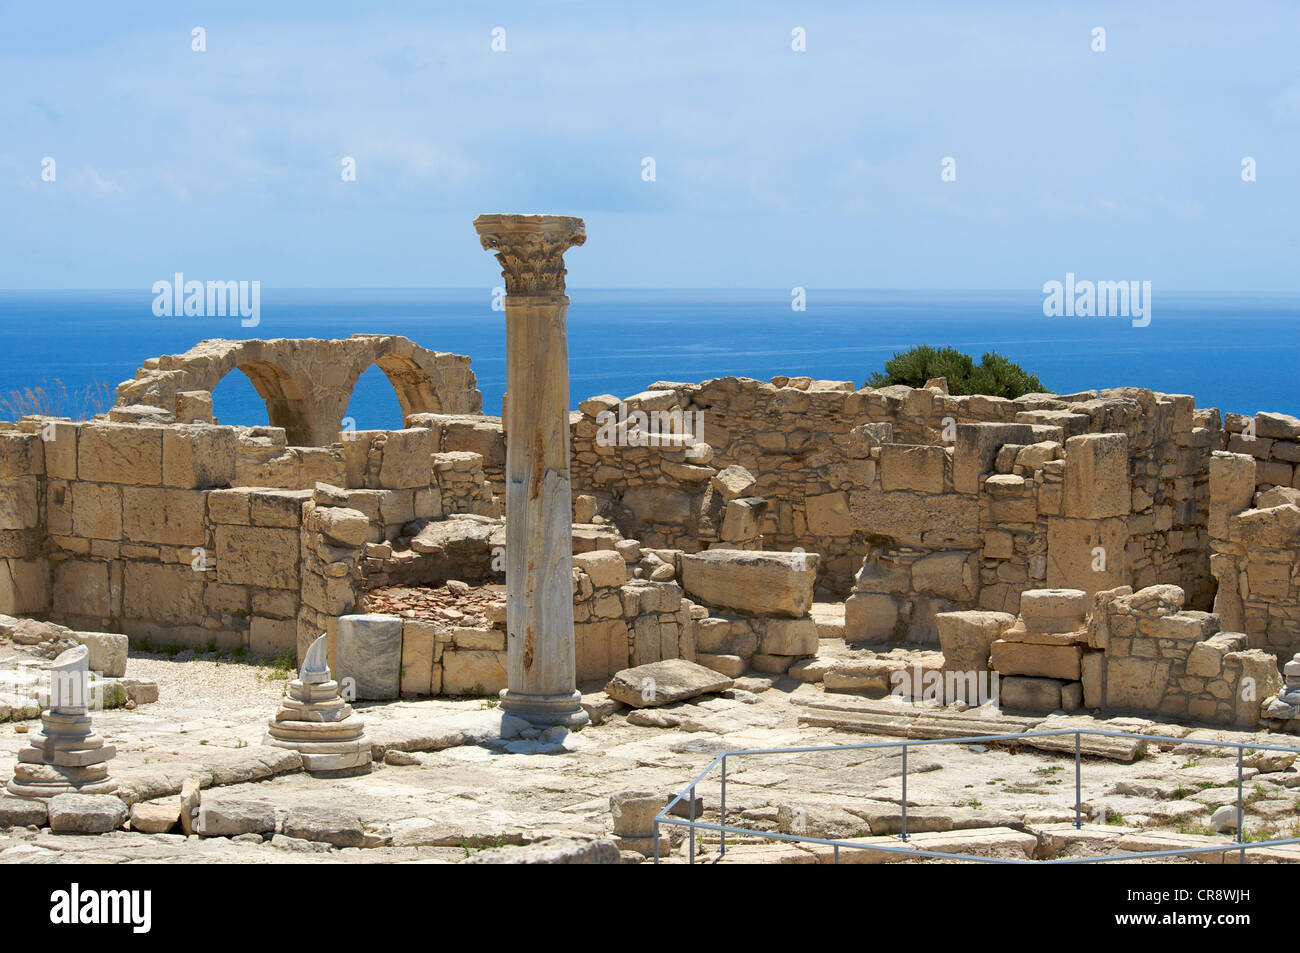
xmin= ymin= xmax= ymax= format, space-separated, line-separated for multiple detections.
xmin=343 ymin=353 xmax=445 ymax=429
xmin=228 ymin=359 xmax=315 ymax=446
xmin=115 ymin=335 xmax=482 ymax=446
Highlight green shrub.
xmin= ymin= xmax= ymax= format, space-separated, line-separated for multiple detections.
xmin=867 ymin=345 xmax=1046 ymax=399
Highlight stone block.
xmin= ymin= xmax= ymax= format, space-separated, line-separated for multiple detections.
xmin=48 ymin=793 xmax=127 ymax=833
xmin=0 ymin=432 xmax=43 ymax=477
xmin=122 ymin=562 xmax=204 ymax=624
xmin=0 ymin=478 xmax=39 ymax=530
xmin=1062 ymin=432 xmax=1130 ymax=519
xmin=605 ymin=658 xmax=733 ymax=708
xmin=400 ymin=620 xmax=437 ymax=696
xmin=335 ymin=614 xmax=402 ymax=700
xmin=844 ymin=592 xmax=899 ymax=642
xmin=70 ymin=628 xmax=126 ymax=676
xmin=250 ymin=489 xmax=308 ymax=528
xmin=722 ymin=497 xmax=768 ymax=541
xmin=880 ymin=444 xmax=946 ymax=494
xmin=52 ymin=556 xmax=111 ymax=624
xmin=936 ymin=610 xmax=1014 ymax=672
xmin=804 ymin=490 xmax=850 ymax=536
xmin=991 ymin=640 xmax=1082 ymax=679
xmin=1019 ymin=588 xmax=1088 ymax=634
xmin=215 ymin=525 xmax=299 ymax=589
xmin=0 ymin=558 xmax=50 ymax=615
xmin=441 ymin=649 xmax=507 ymax=695
xmin=999 ymin=676 xmax=1065 ymax=712
xmin=1104 ymin=657 xmax=1171 ymax=710
xmin=378 ymin=429 xmax=434 ymax=489
xmin=911 ymin=550 xmax=976 ymax=601
xmin=69 ymin=482 xmax=122 ymax=541
xmin=849 ymin=489 xmax=979 ymax=549
xmin=162 ymin=425 xmax=237 ymax=489
xmin=77 ymin=423 xmax=163 ymax=484
xmin=755 ymin=617 xmax=819 ymax=656
xmin=1045 ymin=517 xmax=1128 ymax=595
xmin=250 ymin=617 xmax=296 ymax=657
xmin=574 ymin=550 xmax=627 ymax=588
xmin=122 ymin=487 xmax=206 ymax=546
xmin=680 ymin=549 xmax=817 ymax=618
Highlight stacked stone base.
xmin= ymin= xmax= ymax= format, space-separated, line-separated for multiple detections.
xmin=264 ymin=678 xmax=371 ymax=774
xmin=6 ymin=712 xmax=117 ymax=799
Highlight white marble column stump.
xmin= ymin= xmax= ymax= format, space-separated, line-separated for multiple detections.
xmin=474 ymin=213 xmax=589 ymax=728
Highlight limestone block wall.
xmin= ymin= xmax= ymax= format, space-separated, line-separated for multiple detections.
xmin=1208 ymin=449 xmax=1300 ymax=656
xmin=568 ymin=378 xmax=1217 ymax=615
xmin=1223 ymin=411 xmax=1300 ymax=493
xmin=972 ymin=585 xmax=1280 ymax=727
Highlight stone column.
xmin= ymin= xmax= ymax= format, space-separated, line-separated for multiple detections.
xmin=473 ymin=213 xmax=589 ymax=727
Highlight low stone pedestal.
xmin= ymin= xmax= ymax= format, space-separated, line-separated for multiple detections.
xmin=265 ymin=634 xmax=372 ymax=775
xmin=6 ymin=645 xmax=117 ymax=799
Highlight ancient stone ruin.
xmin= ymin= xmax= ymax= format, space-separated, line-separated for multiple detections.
xmin=4 ymin=212 xmax=1300 ymax=863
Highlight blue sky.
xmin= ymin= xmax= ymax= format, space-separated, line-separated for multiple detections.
xmin=2 ymin=0 xmax=1298 ymax=290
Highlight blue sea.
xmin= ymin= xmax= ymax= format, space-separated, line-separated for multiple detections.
xmin=0 ymin=289 xmax=1297 ymax=427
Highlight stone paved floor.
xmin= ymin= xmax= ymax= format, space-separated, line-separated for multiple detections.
xmin=2 ymin=652 xmax=1299 ymax=863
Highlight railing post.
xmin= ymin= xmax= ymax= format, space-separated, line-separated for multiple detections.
xmin=720 ymin=755 xmax=727 ymax=857
xmin=900 ymin=743 xmax=909 ymax=841
xmin=1237 ymin=746 xmax=1245 ymax=860
xmin=834 ymin=844 xmax=840 ymax=864
xmin=653 ymin=818 xmax=660 ymax=865
xmin=1075 ymin=731 xmax=1082 ymax=829
xmin=689 ymin=784 xmax=696 ymax=864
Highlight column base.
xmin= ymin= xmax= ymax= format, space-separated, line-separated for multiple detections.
xmin=499 ymin=689 xmax=590 ymax=728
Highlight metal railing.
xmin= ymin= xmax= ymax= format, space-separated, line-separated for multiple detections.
xmin=652 ymin=729 xmax=1300 ymax=865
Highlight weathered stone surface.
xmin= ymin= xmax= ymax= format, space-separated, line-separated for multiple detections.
xmin=441 ymin=649 xmax=507 ymax=695
xmin=911 ymin=551 xmax=976 ymax=601
xmin=1019 ymin=589 xmax=1088 ymax=634
xmin=999 ymin=676 xmax=1065 ymax=712
xmin=314 ymin=506 xmax=370 ymax=547
xmin=1063 ymin=433 xmax=1130 ymax=519
xmin=129 ymin=800 xmax=180 ymax=834
xmin=936 ymin=610 xmax=1014 ymax=672
xmin=845 ymin=592 xmax=899 ymax=643
xmin=335 ymin=614 xmax=402 ymax=700
xmin=991 ymin=640 xmax=1082 ymax=680
xmin=849 ymin=489 xmax=979 ymax=548
xmin=755 ymin=617 xmax=819 ymax=657
xmin=47 ymin=793 xmax=127 ymax=833
xmin=605 ymin=659 xmax=733 ymax=708
xmin=0 ymin=796 xmax=47 ymax=828
xmin=281 ymin=806 xmax=364 ymax=847
xmin=680 ymin=550 xmax=817 ymax=618
xmin=69 ymin=631 xmax=128 ymax=678
xmin=194 ymin=798 xmax=276 ymax=837
xmin=574 ymin=550 xmax=627 ymax=588
xmin=462 ymin=837 xmax=621 ymax=864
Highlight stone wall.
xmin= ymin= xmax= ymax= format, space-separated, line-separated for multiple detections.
xmin=946 ymin=584 xmax=1281 ymax=728
xmin=570 ymin=378 xmax=1216 ymax=620
xmin=1209 ymin=448 xmax=1300 ymax=657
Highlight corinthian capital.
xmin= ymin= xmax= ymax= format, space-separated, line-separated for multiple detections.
xmin=473 ymin=214 xmax=586 ymax=296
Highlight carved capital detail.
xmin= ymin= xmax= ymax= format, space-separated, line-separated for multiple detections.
xmin=473 ymin=214 xmax=586 ymax=296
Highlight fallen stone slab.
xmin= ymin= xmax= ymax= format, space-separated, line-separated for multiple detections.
xmin=801 ymin=826 xmax=1039 ymax=864
xmin=605 ymin=659 xmax=733 ymax=708
xmin=1030 ymin=822 xmax=1141 ymax=859
xmin=128 ymin=801 xmax=180 ymax=834
xmin=0 ymin=796 xmax=48 ymax=828
xmin=47 ymin=794 xmax=128 ymax=834
xmin=461 ymin=837 xmax=622 ymax=864
xmin=281 ymin=806 xmax=365 ymax=848
xmin=194 ymin=798 xmax=276 ymax=837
